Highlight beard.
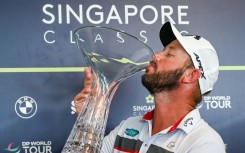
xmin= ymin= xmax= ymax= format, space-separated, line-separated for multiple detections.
xmin=141 ymin=68 xmax=186 ymax=94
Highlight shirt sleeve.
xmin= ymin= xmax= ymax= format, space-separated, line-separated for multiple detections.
xmin=101 ymin=120 xmax=126 ymax=153
xmin=176 ymin=123 xmax=226 ymax=153
xmin=181 ymin=128 xmax=226 ymax=153
xmin=187 ymin=140 xmax=226 ymax=153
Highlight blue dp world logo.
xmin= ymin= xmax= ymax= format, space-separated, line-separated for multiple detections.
xmin=15 ymin=96 xmax=37 ymax=119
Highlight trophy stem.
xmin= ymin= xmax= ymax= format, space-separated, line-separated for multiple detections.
xmin=62 ymin=73 xmax=122 ymax=153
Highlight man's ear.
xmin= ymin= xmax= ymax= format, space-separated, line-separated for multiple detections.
xmin=182 ymin=69 xmax=201 ymax=83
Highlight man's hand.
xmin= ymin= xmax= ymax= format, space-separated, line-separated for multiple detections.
xmin=74 ymin=67 xmax=92 ymax=115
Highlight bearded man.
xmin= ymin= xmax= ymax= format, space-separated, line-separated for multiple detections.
xmin=73 ymin=21 xmax=226 ymax=153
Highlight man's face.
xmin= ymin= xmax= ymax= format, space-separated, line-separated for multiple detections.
xmin=142 ymin=40 xmax=191 ymax=94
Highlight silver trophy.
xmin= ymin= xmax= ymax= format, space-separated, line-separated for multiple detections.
xmin=62 ymin=26 xmax=155 ymax=153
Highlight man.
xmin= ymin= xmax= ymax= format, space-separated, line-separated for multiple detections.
xmin=74 ymin=21 xmax=226 ymax=153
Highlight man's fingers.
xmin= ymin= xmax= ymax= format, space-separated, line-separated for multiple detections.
xmin=75 ymin=90 xmax=90 ymax=101
xmin=84 ymin=67 xmax=92 ymax=80
xmin=74 ymin=67 xmax=93 ymax=115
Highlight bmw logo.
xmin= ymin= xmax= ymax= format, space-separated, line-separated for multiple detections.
xmin=15 ymin=96 xmax=37 ymax=119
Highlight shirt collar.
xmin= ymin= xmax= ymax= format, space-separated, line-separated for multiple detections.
xmin=177 ymin=109 xmax=202 ymax=134
xmin=142 ymin=109 xmax=202 ymax=134
xmin=143 ymin=109 xmax=154 ymax=120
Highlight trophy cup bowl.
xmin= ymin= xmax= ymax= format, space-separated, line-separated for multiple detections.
xmin=62 ymin=26 xmax=155 ymax=153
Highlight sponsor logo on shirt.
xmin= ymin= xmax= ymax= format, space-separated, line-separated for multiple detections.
xmin=125 ymin=128 xmax=139 ymax=137
xmin=167 ymin=141 xmax=175 ymax=150
xmin=184 ymin=117 xmax=193 ymax=127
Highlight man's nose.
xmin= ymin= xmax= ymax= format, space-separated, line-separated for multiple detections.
xmin=153 ymin=51 xmax=162 ymax=61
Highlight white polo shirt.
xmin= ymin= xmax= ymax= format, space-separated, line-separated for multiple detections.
xmin=101 ymin=109 xmax=226 ymax=153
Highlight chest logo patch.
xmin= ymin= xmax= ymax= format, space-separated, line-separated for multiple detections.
xmin=125 ymin=128 xmax=139 ymax=137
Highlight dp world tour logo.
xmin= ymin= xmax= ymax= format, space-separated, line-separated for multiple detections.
xmin=4 ymin=143 xmax=20 ymax=153
xmin=15 ymin=96 xmax=37 ymax=119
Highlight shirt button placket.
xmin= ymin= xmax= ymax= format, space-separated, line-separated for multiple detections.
xmin=139 ymin=143 xmax=150 ymax=153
